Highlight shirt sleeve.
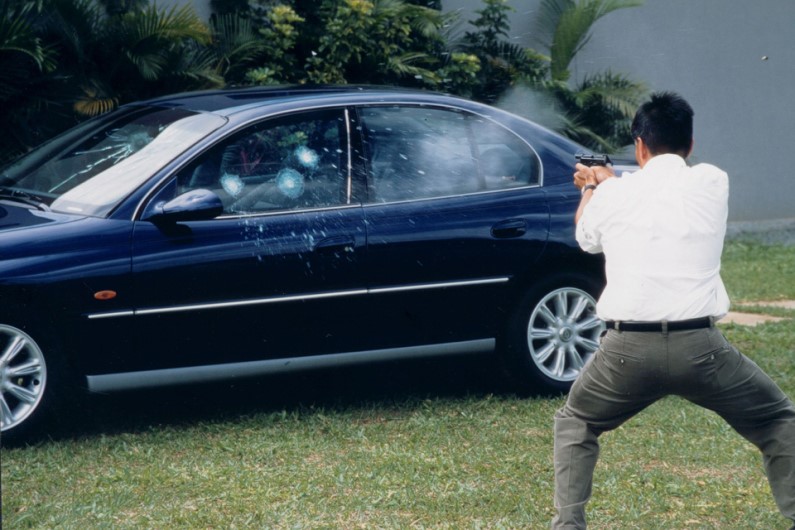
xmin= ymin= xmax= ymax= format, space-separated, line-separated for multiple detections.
xmin=576 ymin=194 xmax=604 ymax=254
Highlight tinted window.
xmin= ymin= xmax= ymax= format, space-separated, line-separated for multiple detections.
xmin=360 ymin=106 xmax=539 ymax=203
xmin=173 ymin=109 xmax=349 ymax=215
xmin=361 ymin=106 xmax=477 ymax=202
xmin=472 ymin=117 xmax=541 ymax=190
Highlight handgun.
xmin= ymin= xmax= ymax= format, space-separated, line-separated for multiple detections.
xmin=575 ymin=153 xmax=613 ymax=167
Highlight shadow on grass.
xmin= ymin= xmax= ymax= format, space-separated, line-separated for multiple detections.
xmin=42 ymin=353 xmax=541 ymax=444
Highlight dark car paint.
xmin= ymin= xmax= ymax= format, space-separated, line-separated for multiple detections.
xmin=0 ymin=87 xmax=604 ymax=400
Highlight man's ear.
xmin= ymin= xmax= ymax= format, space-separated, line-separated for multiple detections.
xmin=635 ymin=137 xmax=652 ymax=168
xmin=687 ymin=138 xmax=694 ymax=159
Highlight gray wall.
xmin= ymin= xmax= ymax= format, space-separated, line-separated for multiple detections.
xmin=162 ymin=0 xmax=212 ymax=19
xmin=445 ymin=0 xmax=795 ymax=222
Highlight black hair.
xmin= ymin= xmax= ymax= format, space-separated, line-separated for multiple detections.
xmin=630 ymin=92 xmax=694 ymax=157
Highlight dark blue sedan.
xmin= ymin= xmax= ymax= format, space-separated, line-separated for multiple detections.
xmin=0 ymin=86 xmax=608 ymax=442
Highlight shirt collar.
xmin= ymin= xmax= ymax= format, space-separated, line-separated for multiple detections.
xmin=643 ymin=153 xmax=687 ymax=172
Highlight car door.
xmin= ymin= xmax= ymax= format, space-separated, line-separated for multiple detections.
xmin=356 ymin=105 xmax=550 ymax=350
xmin=125 ymin=108 xmax=367 ymax=373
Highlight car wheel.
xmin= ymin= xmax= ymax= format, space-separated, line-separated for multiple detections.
xmin=503 ymin=276 xmax=604 ymax=394
xmin=0 ymin=324 xmax=52 ymax=444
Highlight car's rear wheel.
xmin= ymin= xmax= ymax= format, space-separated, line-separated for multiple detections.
xmin=0 ymin=324 xmax=52 ymax=444
xmin=503 ymin=275 xmax=604 ymax=394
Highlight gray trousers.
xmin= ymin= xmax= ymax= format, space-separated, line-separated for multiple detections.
xmin=552 ymin=326 xmax=795 ymax=529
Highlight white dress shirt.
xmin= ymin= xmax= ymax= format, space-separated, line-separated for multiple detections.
xmin=576 ymin=154 xmax=731 ymax=321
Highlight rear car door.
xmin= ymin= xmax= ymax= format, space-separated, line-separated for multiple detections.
xmin=125 ymin=108 xmax=367 ymax=373
xmin=356 ymin=105 xmax=550 ymax=350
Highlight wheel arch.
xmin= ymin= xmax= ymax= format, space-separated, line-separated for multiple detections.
xmin=497 ymin=248 xmax=606 ymax=395
xmin=0 ymin=288 xmax=85 ymax=444
xmin=501 ymin=247 xmax=605 ymax=322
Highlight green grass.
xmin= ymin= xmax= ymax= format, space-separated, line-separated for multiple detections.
xmin=721 ymin=241 xmax=795 ymax=302
xmin=3 ymin=241 xmax=795 ymax=529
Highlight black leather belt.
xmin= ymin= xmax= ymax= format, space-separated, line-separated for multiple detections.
xmin=604 ymin=316 xmax=714 ymax=332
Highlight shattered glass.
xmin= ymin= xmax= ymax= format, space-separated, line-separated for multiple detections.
xmin=2 ymin=106 xmax=225 ymax=217
xmin=171 ymin=110 xmax=348 ymax=216
xmin=276 ymin=168 xmax=305 ymax=199
xmin=220 ymin=174 xmax=245 ymax=197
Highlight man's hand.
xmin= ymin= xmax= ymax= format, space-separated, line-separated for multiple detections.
xmin=573 ymin=163 xmax=616 ymax=190
xmin=573 ymin=163 xmax=616 ymax=225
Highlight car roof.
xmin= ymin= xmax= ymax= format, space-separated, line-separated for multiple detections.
xmin=127 ymin=85 xmax=587 ymax=168
xmin=134 ymin=85 xmax=444 ymax=114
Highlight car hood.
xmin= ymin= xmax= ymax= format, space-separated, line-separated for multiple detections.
xmin=0 ymin=202 xmax=83 ymax=233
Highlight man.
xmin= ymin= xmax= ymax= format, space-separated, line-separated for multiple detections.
xmin=552 ymin=92 xmax=795 ymax=529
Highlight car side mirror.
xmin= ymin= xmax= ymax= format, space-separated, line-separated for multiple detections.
xmin=144 ymin=189 xmax=223 ymax=223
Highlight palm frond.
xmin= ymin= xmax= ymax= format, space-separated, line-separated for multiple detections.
xmin=535 ymin=0 xmax=574 ymax=51
xmin=211 ymin=13 xmax=267 ymax=76
xmin=116 ymin=4 xmax=211 ymax=81
xmin=74 ymin=83 xmax=118 ymax=117
xmin=405 ymin=5 xmax=446 ymax=39
xmin=372 ymin=0 xmax=444 ymax=40
xmin=559 ymin=113 xmax=616 ymax=151
xmin=386 ymin=52 xmax=440 ymax=83
xmin=163 ymin=44 xmax=225 ymax=88
xmin=0 ymin=3 xmax=56 ymax=72
xmin=47 ymin=0 xmax=103 ymax=57
xmin=121 ymin=4 xmax=211 ymax=45
xmin=574 ymin=70 xmax=646 ymax=117
xmin=537 ymin=0 xmax=643 ymax=82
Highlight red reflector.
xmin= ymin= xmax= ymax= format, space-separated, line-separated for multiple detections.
xmin=94 ymin=290 xmax=117 ymax=301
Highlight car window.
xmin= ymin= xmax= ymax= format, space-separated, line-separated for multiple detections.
xmin=1 ymin=107 xmax=225 ymax=217
xmin=471 ymin=116 xmax=541 ymax=190
xmin=360 ymin=106 xmax=477 ymax=202
xmin=360 ymin=106 xmax=540 ymax=203
xmin=173 ymin=109 xmax=349 ymax=215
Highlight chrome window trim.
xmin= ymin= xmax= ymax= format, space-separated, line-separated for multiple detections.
xmin=344 ymin=107 xmax=353 ymax=204
xmin=214 ymin=202 xmax=362 ymax=220
xmin=360 ymin=183 xmax=543 ymax=208
xmin=86 ymin=277 xmax=509 ymax=320
xmin=85 ymin=338 xmax=496 ymax=393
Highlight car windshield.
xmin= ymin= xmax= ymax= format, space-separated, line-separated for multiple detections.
xmin=0 ymin=106 xmax=226 ymax=217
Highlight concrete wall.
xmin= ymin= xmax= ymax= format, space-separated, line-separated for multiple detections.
xmin=444 ymin=0 xmax=795 ymax=222
xmin=160 ymin=0 xmax=212 ymax=19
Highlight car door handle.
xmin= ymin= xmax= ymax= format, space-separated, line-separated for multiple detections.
xmin=491 ymin=219 xmax=527 ymax=238
xmin=314 ymin=235 xmax=356 ymax=254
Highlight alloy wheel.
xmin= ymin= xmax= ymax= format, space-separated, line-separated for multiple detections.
xmin=526 ymin=287 xmax=603 ymax=383
xmin=0 ymin=325 xmax=47 ymax=433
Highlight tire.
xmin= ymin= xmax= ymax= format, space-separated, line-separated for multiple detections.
xmin=502 ymin=274 xmax=604 ymax=394
xmin=0 ymin=324 xmax=60 ymax=445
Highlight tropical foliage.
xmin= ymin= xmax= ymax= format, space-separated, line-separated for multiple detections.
xmin=0 ymin=0 xmax=646 ymax=164
xmin=1 ymin=0 xmax=220 ymax=161
xmin=455 ymin=0 xmax=547 ymax=103
xmin=534 ymin=0 xmax=646 ymax=151
xmin=0 ymin=0 xmax=58 ymax=161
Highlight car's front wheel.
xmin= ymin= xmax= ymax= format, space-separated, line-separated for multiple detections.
xmin=503 ymin=276 xmax=604 ymax=394
xmin=0 ymin=324 xmax=51 ymax=444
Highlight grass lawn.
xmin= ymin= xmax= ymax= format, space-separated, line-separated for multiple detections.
xmin=2 ymin=241 xmax=794 ymax=529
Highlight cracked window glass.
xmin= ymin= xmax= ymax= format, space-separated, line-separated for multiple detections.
xmin=1 ymin=106 xmax=225 ymax=216
xmin=171 ymin=109 xmax=348 ymax=215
